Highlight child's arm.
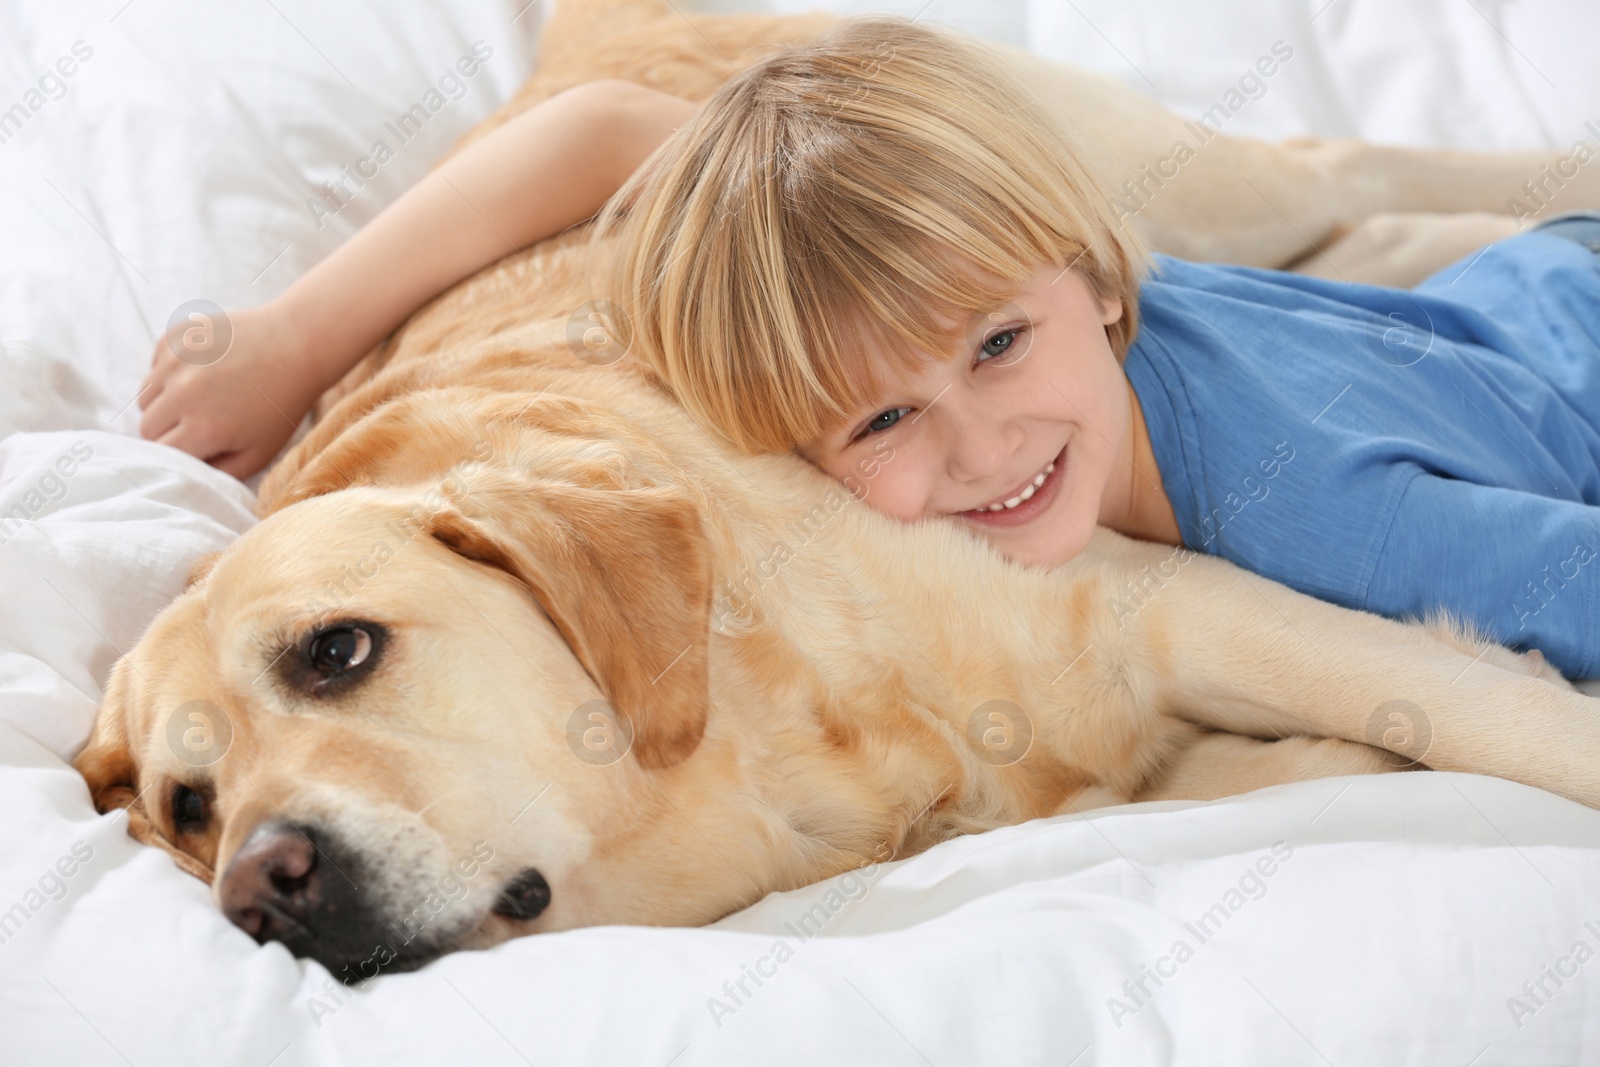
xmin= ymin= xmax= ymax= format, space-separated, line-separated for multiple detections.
xmin=138 ymin=79 xmax=698 ymax=481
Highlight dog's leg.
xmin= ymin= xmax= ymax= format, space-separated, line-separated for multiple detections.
xmin=1132 ymin=729 xmax=1407 ymax=803
xmin=1045 ymin=726 xmax=1401 ymax=807
xmin=1094 ymin=531 xmax=1600 ymax=808
xmin=426 ymin=5 xmax=835 ymax=163
xmin=550 ymin=0 xmax=673 ymax=33
xmin=1411 ymin=605 xmax=1578 ymax=691
xmin=1130 ymin=137 xmax=1597 ymax=270
xmin=997 ymin=46 xmax=1598 ymax=270
xmin=1286 ymin=211 xmax=1520 ymax=288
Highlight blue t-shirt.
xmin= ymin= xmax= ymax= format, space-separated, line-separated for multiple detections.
xmin=1122 ymin=232 xmax=1600 ymax=679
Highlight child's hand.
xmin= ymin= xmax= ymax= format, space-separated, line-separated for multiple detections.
xmin=129 ymin=82 xmax=694 ymax=484
xmin=137 ymin=301 xmax=324 ymax=482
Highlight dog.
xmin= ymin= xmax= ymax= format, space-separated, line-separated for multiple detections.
xmin=76 ymin=0 xmax=1600 ymax=976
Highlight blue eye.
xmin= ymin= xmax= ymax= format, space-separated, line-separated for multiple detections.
xmin=858 ymin=406 xmax=911 ymax=440
xmin=980 ymin=328 xmax=1021 ymax=361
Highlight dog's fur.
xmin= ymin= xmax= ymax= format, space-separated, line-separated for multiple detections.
xmin=76 ymin=0 xmax=1600 ymax=973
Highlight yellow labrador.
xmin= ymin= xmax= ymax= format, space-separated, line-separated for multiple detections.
xmin=76 ymin=0 xmax=1600 ymax=978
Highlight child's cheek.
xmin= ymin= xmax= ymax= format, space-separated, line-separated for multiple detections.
xmin=850 ymin=464 xmax=924 ymax=523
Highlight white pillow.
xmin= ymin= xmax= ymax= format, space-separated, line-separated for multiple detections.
xmin=0 ymin=430 xmax=256 ymax=760
xmin=0 ymin=0 xmax=542 ymax=462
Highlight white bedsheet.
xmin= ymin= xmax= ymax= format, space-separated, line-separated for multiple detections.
xmin=4 ymin=1 xmax=1600 ymax=1065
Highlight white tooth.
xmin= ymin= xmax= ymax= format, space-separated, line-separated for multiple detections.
xmin=1002 ymin=482 xmax=1037 ymax=509
xmin=978 ymin=459 xmax=1057 ymax=513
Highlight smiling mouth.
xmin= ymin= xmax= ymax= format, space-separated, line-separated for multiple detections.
xmin=956 ymin=445 xmax=1068 ymax=527
xmin=971 ymin=461 xmax=1054 ymax=512
xmin=964 ymin=447 xmax=1062 ymax=511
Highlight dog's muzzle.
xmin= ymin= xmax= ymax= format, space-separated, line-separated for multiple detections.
xmin=219 ymin=820 xmax=450 ymax=974
xmin=218 ymin=820 xmax=554 ymax=973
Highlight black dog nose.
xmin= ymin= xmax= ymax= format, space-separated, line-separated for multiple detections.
xmin=493 ymin=868 xmax=552 ymax=921
xmin=219 ymin=821 xmax=319 ymax=941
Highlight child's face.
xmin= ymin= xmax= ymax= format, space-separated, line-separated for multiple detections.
xmin=796 ymin=265 xmax=1127 ymax=569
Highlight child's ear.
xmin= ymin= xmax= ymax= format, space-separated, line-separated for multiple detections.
xmin=1098 ymin=291 xmax=1125 ymax=327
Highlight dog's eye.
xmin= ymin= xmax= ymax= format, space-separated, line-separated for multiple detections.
xmin=172 ymin=784 xmax=207 ymax=833
xmin=309 ymin=626 xmax=373 ymax=676
xmin=281 ymin=619 xmax=386 ymax=697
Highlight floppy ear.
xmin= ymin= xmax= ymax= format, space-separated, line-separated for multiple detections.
xmin=74 ymin=662 xmax=215 ymax=883
xmin=425 ymin=478 xmax=713 ymax=770
xmin=75 ymin=660 xmax=139 ymax=814
xmin=185 ymin=550 xmax=223 ymax=592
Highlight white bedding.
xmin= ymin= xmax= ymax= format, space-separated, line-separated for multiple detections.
xmin=4 ymin=1 xmax=1600 ymax=1064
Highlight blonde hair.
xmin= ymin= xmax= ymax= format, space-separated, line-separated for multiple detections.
xmin=591 ymin=16 xmax=1148 ymax=455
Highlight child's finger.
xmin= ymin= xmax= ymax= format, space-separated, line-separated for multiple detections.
xmin=136 ymin=352 xmax=170 ymax=407
xmin=135 ymin=373 xmax=162 ymax=411
xmin=147 ymin=341 xmax=177 ymax=377
xmin=210 ymin=448 xmax=263 ymax=482
xmin=138 ymin=392 xmax=181 ymax=442
xmin=154 ymin=418 xmax=211 ymax=460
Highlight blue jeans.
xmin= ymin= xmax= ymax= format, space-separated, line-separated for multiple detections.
xmin=1531 ymin=211 xmax=1600 ymax=254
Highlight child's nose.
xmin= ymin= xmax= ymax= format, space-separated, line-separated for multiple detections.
xmin=941 ymin=398 xmax=1017 ymax=481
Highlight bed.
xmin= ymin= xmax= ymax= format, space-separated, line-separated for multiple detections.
xmin=4 ymin=0 xmax=1600 ymax=1063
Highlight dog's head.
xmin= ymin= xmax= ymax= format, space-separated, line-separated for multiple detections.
xmin=74 ymin=416 xmax=723 ymax=976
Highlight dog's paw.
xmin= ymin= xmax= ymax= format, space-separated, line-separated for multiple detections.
xmin=1515 ymin=648 xmax=1577 ymax=690
xmin=1417 ymin=608 xmax=1575 ymax=691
